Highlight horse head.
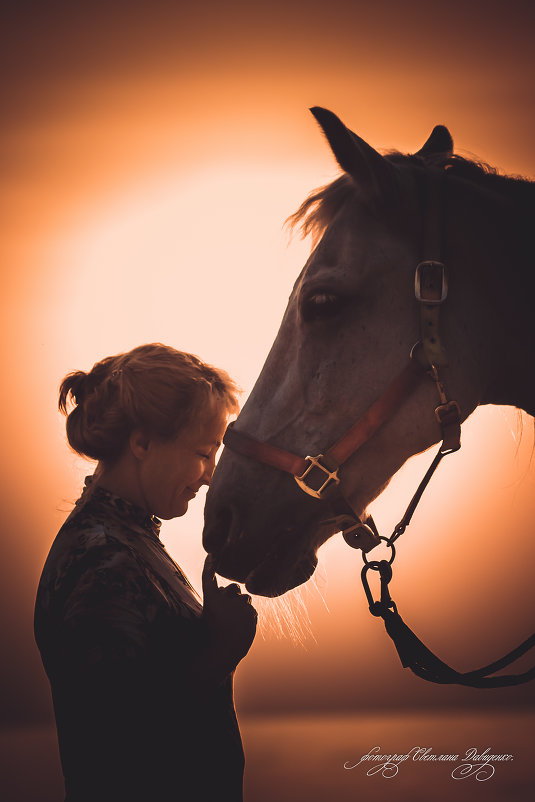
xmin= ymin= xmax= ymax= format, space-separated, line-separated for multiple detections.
xmin=203 ymin=107 xmax=535 ymax=597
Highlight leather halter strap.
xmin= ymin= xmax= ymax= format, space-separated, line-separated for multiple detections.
xmin=416 ymin=168 xmax=449 ymax=368
xmin=223 ymin=358 xmax=425 ymax=480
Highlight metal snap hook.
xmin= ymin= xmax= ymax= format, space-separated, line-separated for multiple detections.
xmin=361 ymin=559 xmax=396 ymax=617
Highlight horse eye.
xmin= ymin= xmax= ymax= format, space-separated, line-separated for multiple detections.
xmin=302 ymin=292 xmax=343 ymax=321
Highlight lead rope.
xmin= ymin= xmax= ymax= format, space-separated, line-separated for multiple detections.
xmin=360 ymin=432 xmax=535 ymax=687
xmin=362 ymin=557 xmax=535 ymax=687
xmin=356 ymin=168 xmax=535 ymax=687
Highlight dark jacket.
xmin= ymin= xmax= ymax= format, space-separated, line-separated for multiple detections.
xmin=34 ymin=480 xmax=244 ymax=801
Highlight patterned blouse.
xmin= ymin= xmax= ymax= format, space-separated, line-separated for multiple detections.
xmin=34 ymin=478 xmax=244 ymax=802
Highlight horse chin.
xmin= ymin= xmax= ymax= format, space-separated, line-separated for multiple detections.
xmin=209 ymin=536 xmax=320 ymax=598
xmin=244 ymin=552 xmax=318 ymax=597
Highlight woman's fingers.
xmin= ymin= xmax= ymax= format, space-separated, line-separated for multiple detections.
xmin=202 ymin=555 xmax=219 ymax=601
xmin=222 ymin=586 xmax=254 ymax=607
xmin=203 ymin=558 xmax=255 ymax=621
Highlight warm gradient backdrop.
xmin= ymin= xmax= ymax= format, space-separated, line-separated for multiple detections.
xmin=1 ymin=1 xmax=534 ymax=799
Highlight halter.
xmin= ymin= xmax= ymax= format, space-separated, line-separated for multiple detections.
xmin=223 ymin=168 xmax=535 ymax=687
xmin=224 ymin=168 xmax=460 ymax=550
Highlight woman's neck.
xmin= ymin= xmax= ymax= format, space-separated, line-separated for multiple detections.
xmin=94 ymin=456 xmax=151 ymax=512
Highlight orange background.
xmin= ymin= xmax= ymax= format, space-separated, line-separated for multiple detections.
xmin=1 ymin=1 xmax=534 ymax=799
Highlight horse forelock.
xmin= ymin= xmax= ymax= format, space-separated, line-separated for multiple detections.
xmin=285 ymin=174 xmax=356 ymax=246
xmin=287 ymin=150 xmax=535 ymax=247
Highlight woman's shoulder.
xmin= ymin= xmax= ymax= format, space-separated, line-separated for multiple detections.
xmin=37 ymin=504 xmax=142 ymax=603
xmin=59 ymin=499 xmax=133 ymax=554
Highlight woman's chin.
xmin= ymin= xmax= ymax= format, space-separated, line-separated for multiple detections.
xmin=158 ymin=501 xmax=189 ymax=520
xmin=165 ymin=489 xmax=201 ymax=519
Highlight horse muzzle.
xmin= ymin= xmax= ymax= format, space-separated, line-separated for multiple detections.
xmin=203 ymin=472 xmax=326 ymax=596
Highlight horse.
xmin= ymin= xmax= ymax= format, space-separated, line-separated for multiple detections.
xmin=203 ymin=107 xmax=535 ymax=605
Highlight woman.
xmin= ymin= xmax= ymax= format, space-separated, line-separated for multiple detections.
xmin=34 ymin=343 xmax=257 ymax=802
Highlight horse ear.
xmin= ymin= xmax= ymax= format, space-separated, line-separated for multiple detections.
xmin=415 ymin=125 xmax=454 ymax=160
xmin=310 ymin=107 xmax=395 ymax=195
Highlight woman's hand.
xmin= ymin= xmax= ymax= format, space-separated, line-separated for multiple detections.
xmin=201 ymin=555 xmax=257 ymax=671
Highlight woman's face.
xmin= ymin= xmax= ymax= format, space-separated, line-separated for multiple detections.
xmin=136 ymin=401 xmax=229 ymax=520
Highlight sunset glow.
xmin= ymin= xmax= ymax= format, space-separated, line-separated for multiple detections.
xmin=2 ymin=2 xmax=534 ymax=800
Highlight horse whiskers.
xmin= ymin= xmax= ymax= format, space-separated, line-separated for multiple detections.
xmin=499 ymin=406 xmax=535 ymax=473
xmin=249 ymin=567 xmax=331 ymax=645
xmin=253 ymin=588 xmax=315 ymax=645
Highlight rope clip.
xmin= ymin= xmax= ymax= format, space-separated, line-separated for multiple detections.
xmin=361 ymin=558 xmax=397 ymax=618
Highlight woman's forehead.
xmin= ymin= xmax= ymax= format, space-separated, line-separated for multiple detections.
xmin=190 ymin=399 xmax=230 ymax=441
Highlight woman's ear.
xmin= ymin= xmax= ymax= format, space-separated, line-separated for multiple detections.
xmin=129 ymin=429 xmax=152 ymax=461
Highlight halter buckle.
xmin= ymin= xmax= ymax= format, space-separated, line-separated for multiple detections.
xmin=415 ymin=261 xmax=448 ymax=304
xmin=294 ymin=454 xmax=340 ymax=499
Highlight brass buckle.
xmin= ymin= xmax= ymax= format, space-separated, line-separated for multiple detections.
xmin=415 ymin=261 xmax=448 ymax=304
xmin=294 ymin=454 xmax=340 ymax=499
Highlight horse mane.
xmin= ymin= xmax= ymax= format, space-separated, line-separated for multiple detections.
xmin=287 ymin=151 xmax=535 ymax=244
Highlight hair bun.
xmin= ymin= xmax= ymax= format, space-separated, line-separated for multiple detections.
xmin=58 ymin=370 xmax=90 ymax=412
xmin=58 ymin=344 xmax=239 ymax=465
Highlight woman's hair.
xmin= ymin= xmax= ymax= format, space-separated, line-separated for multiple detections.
xmin=58 ymin=343 xmax=239 ymax=464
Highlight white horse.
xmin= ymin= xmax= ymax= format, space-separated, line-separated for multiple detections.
xmin=204 ymin=107 xmax=535 ymax=605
